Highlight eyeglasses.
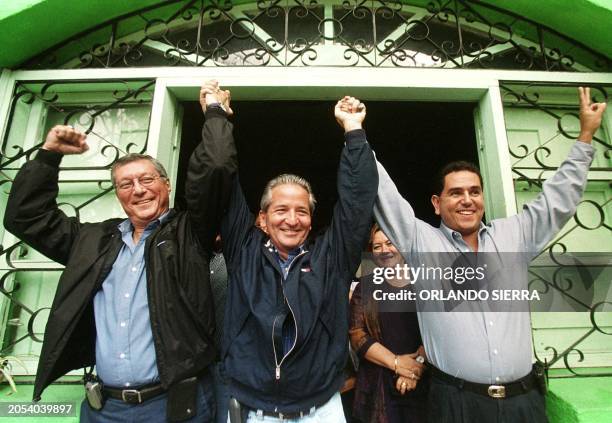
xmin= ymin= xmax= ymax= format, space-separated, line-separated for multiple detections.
xmin=115 ymin=175 xmax=164 ymax=191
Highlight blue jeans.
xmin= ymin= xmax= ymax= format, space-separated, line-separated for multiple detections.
xmin=229 ymin=392 xmax=346 ymax=423
xmin=213 ymin=362 xmax=230 ymax=423
xmin=80 ymin=375 xmax=215 ymax=423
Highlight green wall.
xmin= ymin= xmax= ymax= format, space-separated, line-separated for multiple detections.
xmin=0 ymin=0 xmax=610 ymax=68
xmin=480 ymin=0 xmax=612 ymax=58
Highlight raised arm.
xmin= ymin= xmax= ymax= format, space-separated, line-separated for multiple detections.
xmin=4 ymin=126 xmax=89 ymax=264
xmin=374 ymin=158 xmax=422 ymax=253
xmin=185 ymin=80 xmax=238 ymax=252
xmin=518 ymin=87 xmax=606 ymax=254
xmin=326 ymin=97 xmax=378 ymax=276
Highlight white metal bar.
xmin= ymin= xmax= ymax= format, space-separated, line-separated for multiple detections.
xmin=375 ymin=11 xmax=428 ymax=53
xmin=21 ymin=101 xmax=46 ymax=154
xmin=0 ymin=69 xmax=16 ymax=145
xmin=458 ymin=43 xmax=513 ymax=67
xmin=230 ymin=8 xmax=279 ymax=48
xmin=143 ymin=40 xmax=200 ymax=65
xmin=0 ymin=261 xmax=64 ymax=271
xmin=324 ymin=3 xmax=334 ymax=46
xmin=476 ymin=84 xmax=518 ymax=218
xmin=146 ymin=78 xmax=182 ymax=205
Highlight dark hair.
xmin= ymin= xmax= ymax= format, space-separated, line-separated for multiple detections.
xmin=362 ymin=223 xmax=385 ymax=343
xmin=435 ymin=161 xmax=483 ymax=195
xmin=367 ymin=222 xmax=383 ymax=252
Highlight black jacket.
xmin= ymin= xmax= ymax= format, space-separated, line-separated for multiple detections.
xmin=3 ymin=108 xmax=237 ymax=401
xmin=220 ymin=128 xmax=378 ymax=413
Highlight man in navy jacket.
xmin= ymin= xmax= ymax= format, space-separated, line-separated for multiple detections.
xmin=218 ymin=96 xmax=377 ymax=421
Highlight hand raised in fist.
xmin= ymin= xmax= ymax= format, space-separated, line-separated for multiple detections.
xmin=42 ymin=125 xmax=89 ymax=155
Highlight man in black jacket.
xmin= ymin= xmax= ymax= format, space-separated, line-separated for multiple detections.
xmin=220 ymin=96 xmax=377 ymax=422
xmin=4 ymin=80 xmax=237 ymax=422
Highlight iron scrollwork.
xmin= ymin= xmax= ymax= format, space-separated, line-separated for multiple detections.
xmin=23 ymin=0 xmax=610 ymax=70
xmin=0 ymin=80 xmax=154 ymax=359
xmin=1 ymin=80 xmax=155 ymax=171
xmin=503 ymin=83 xmax=612 ymax=378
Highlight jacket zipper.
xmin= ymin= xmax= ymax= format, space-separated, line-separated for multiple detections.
xmin=271 ymin=250 xmax=306 ymax=381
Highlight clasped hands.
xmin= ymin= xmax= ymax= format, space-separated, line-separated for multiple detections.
xmin=200 ymin=79 xmax=233 ymax=116
xmin=394 ymin=346 xmax=426 ymax=395
xmin=335 ymin=95 xmax=366 ymax=132
xmin=200 ymin=80 xmax=367 ymax=133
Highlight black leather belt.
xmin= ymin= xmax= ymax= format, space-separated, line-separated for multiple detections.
xmin=261 ymin=406 xmax=317 ymax=420
xmin=430 ymin=365 xmax=536 ymax=399
xmin=103 ymin=383 xmax=165 ymax=404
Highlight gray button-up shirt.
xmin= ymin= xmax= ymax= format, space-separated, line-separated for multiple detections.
xmin=374 ymin=141 xmax=594 ymax=384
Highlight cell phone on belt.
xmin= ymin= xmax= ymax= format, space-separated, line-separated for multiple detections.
xmin=85 ymin=380 xmax=105 ymax=410
xmin=533 ymin=361 xmax=548 ymax=396
xmin=228 ymin=397 xmax=244 ymax=423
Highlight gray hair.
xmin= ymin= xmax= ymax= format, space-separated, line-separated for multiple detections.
xmin=260 ymin=174 xmax=317 ymax=213
xmin=111 ymin=153 xmax=169 ymax=186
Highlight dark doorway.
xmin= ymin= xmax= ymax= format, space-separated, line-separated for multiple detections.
xmin=175 ymin=100 xmax=478 ymax=234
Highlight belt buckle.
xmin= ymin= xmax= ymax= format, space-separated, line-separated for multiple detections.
xmin=487 ymin=385 xmax=506 ymax=399
xmin=121 ymin=389 xmax=143 ymax=404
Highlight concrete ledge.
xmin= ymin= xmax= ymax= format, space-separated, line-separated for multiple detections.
xmin=547 ymin=376 xmax=612 ymax=423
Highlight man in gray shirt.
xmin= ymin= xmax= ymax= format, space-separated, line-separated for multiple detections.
xmin=374 ymin=88 xmax=606 ymax=422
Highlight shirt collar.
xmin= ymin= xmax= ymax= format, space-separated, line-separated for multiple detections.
xmin=264 ymin=239 xmax=305 ymax=264
xmin=279 ymin=246 xmax=304 ymax=264
xmin=118 ymin=209 xmax=171 ymax=235
xmin=439 ymin=221 xmax=488 ymax=243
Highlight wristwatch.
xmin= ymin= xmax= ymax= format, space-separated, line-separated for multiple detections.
xmin=208 ymin=102 xmax=227 ymax=113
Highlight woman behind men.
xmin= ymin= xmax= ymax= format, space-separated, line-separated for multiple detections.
xmin=349 ymin=224 xmax=428 ymax=423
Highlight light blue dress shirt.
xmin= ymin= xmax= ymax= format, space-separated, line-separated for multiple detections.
xmin=94 ymin=212 xmax=169 ymax=388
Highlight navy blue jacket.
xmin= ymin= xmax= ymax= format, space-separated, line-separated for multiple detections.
xmin=220 ymin=128 xmax=377 ymax=413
